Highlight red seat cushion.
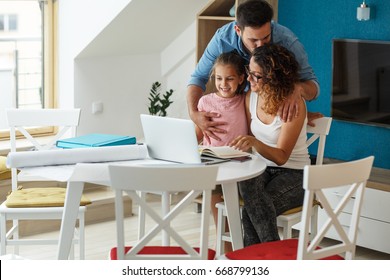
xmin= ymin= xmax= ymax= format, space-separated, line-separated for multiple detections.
xmin=110 ymin=246 xmax=216 ymax=260
xmin=225 ymin=239 xmax=344 ymax=260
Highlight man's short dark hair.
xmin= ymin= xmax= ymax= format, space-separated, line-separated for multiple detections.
xmin=236 ymin=0 xmax=274 ymax=28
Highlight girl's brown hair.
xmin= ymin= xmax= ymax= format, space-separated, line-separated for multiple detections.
xmin=210 ymin=51 xmax=247 ymax=95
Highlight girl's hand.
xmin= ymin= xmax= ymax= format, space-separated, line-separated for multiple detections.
xmin=229 ymin=135 xmax=257 ymax=152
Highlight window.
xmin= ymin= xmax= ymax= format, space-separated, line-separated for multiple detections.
xmin=0 ymin=15 xmax=4 ymax=30
xmin=0 ymin=14 xmax=18 ymax=31
xmin=0 ymin=0 xmax=56 ymax=138
xmin=8 ymin=14 xmax=18 ymax=31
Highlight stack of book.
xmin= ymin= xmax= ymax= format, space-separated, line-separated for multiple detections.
xmin=56 ymin=133 xmax=136 ymax=149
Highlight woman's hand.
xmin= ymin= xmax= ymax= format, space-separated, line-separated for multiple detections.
xmin=229 ymin=135 xmax=258 ymax=152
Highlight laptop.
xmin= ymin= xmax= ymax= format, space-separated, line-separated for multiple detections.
xmin=140 ymin=114 xmax=229 ymax=165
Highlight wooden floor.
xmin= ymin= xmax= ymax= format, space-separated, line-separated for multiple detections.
xmin=6 ymin=193 xmax=390 ymax=260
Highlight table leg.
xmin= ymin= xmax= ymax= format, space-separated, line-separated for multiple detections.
xmin=161 ymin=191 xmax=170 ymax=246
xmin=57 ymin=181 xmax=84 ymax=260
xmin=137 ymin=191 xmax=146 ymax=239
xmin=221 ymin=182 xmax=244 ymax=250
xmin=115 ymin=190 xmax=125 ymax=260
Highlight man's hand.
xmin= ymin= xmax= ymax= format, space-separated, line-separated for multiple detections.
xmin=192 ymin=111 xmax=227 ymax=141
xmin=307 ymin=112 xmax=324 ymax=127
xmin=278 ymin=81 xmax=321 ymax=124
xmin=187 ymin=85 xmax=228 ymax=141
xmin=278 ymin=84 xmax=302 ymax=122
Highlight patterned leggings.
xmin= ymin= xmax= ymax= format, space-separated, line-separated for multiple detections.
xmin=238 ymin=166 xmax=304 ymax=247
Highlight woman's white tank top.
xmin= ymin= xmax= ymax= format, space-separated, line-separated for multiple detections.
xmin=249 ymin=92 xmax=310 ymax=169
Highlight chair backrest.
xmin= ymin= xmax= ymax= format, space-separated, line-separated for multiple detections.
xmin=6 ymin=108 xmax=81 ymax=190
xmin=306 ymin=117 xmax=332 ymax=165
xmin=6 ymin=109 xmax=80 ymax=152
xmin=297 ymin=156 xmax=374 ymax=260
xmin=108 ymin=164 xmax=218 ymax=260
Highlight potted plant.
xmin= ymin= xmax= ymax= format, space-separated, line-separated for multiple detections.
xmin=148 ymin=81 xmax=174 ymax=117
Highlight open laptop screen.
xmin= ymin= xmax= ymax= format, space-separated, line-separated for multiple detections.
xmin=140 ymin=114 xmax=202 ymax=164
xmin=140 ymin=114 xmax=228 ymax=165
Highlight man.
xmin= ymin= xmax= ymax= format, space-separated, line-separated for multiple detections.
xmin=187 ymin=0 xmax=322 ymax=141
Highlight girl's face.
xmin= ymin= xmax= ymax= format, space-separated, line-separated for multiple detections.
xmin=246 ymin=58 xmax=263 ymax=92
xmin=214 ymin=64 xmax=244 ymax=98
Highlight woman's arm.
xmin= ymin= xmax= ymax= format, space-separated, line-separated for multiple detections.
xmin=231 ymin=98 xmax=306 ymax=166
xmin=244 ymin=91 xmax=252 ymax=136
xmin=269 ymin=98 xmax=306 ymax=165
xmin=278 ymin=81 xmax=317 ymax=122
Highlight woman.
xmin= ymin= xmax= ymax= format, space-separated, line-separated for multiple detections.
xmin=230 ymin=44 xmax=311 ymax=246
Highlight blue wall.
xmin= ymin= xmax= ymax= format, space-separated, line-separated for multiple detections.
xmin=278 ymin=0 xmax=390 ymax=169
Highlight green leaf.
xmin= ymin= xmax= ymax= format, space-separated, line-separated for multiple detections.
xmin=147 ymin=81 xmax=174 ymax=116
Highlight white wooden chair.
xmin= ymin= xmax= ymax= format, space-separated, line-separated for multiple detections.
xmin=0 ymin=109 xmax=88 ymax=259
xmin=108 ymin=164 xmax=218 ymax=260
xmin=276 ymin=117 xmax=333 ymax=237
xmin=219 ymin=156 xmax=374 ymax=260
xmin=215 ymin=117 xmax=333 ymax=256
xmin=137 ymin=190 xmax=177 ymax=245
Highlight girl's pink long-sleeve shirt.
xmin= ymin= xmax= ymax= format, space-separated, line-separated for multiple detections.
xmin=198 ymin=93 xmax=248 ymax=147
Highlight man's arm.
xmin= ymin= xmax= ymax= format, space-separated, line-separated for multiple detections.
xmin=187 ymin=85 xmax=203 ymax=119
xmin=274 ymin=23 xmax=323 ymax=124
xmin=300 ymin=80 xmax=318 ymax=101
xmin=299 ymin=80 xmax=324 ymax=125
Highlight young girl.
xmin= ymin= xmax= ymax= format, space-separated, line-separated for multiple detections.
xmin=196 ymin=51 xmax=248 ymax=253
xmin=230 ymin=44 xmax=311 ymax=246
xmin=196 ymin=51 xmax=248 ymax=146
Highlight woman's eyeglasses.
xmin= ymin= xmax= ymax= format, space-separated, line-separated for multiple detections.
xmin=245 ymin=65 xmax=262 ymax=83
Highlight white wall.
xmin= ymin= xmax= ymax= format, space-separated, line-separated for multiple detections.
xmin=58 ymin=0 xmax=131 ymax=108
xmin=161 ymin=22 xmax=198 ymax=120
xmin=59 ymin=0 xmax=203 ymax=138
xmin=73 ymin=23 xmax=198 ymax=138
xmin=74 ymin=54 xmax=161 ymax=138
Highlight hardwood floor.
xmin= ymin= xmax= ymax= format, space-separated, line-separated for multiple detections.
xmin=5 ymin=193 xmax=390 ymax=260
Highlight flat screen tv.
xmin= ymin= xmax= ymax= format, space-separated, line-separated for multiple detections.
xmin=331 ymin=39 xmax=390 ymax=127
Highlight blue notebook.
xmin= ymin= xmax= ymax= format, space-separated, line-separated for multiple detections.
xmin=56 ymin=134 xmax=137 ymax=149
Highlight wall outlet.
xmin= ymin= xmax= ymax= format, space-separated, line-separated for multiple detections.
xmin=92 ymin=101 xmax=103 ymax=114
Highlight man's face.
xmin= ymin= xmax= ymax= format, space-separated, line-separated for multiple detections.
xmin=234 ymin=22 xmax=272 ymax=54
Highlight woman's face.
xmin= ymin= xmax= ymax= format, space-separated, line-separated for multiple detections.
xmin=214 ymin=64 xmax=244 ymax=98
xmin=246 ymin=58 xmax=263 ymax=92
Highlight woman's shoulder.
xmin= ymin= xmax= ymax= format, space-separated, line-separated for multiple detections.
xmin=282 ymin=98 xmax=307 ymax=128
xmin=245 ymin=91 xmax=256 ymax=100
xmin=298 ymin=96 xmax=308 ymax=113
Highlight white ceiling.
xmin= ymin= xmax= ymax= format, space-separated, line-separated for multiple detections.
xmin=77 ymin=0 xmax=209 ymax=58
